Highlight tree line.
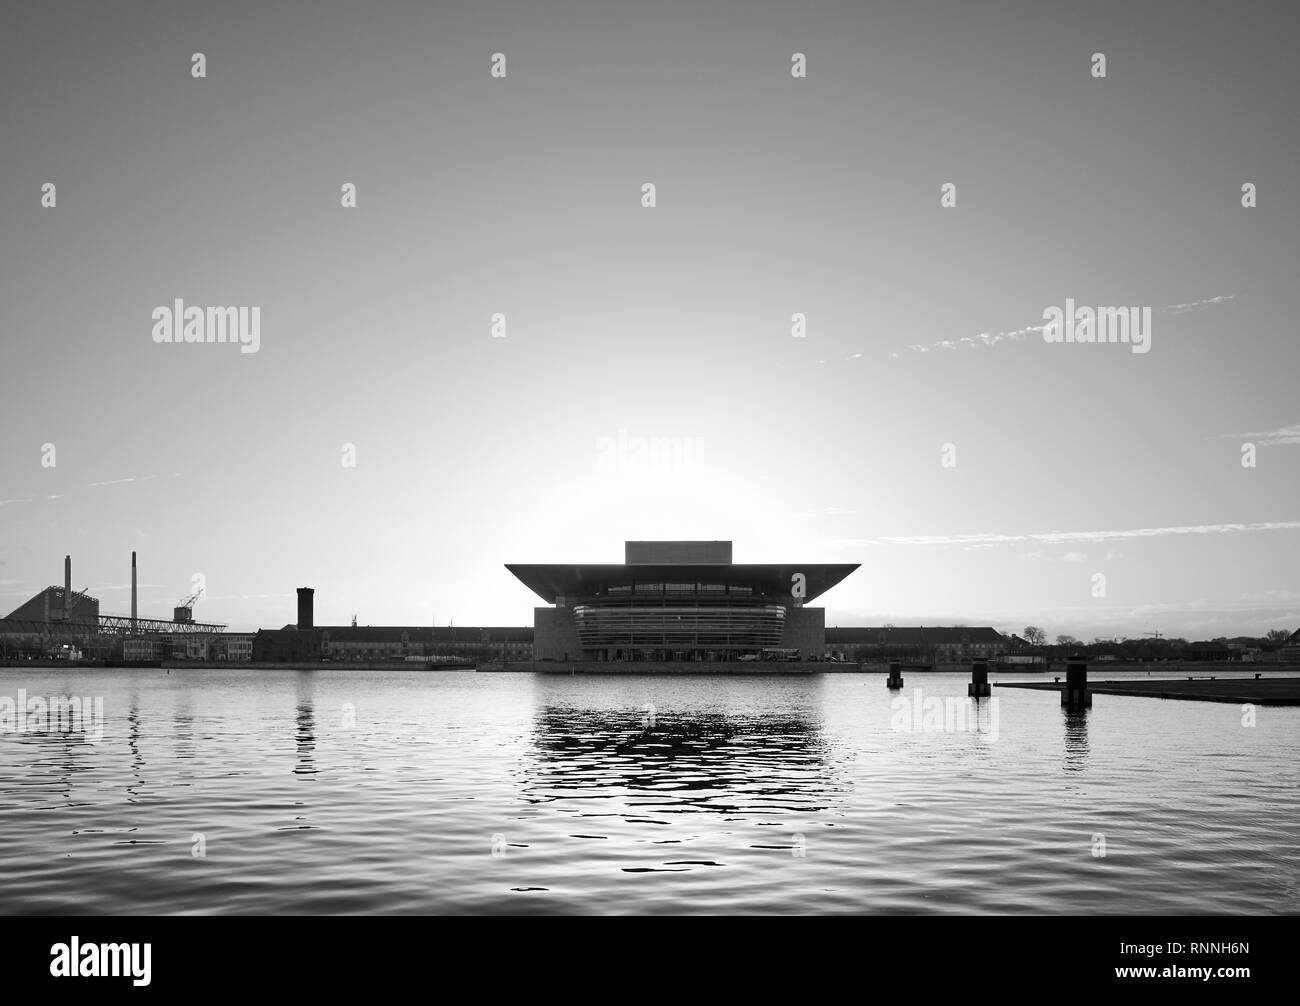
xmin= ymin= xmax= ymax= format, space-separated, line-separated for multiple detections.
xmin=1019 ymin=626 xmax=1294 ymax=661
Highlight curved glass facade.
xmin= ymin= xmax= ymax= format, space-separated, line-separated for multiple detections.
xmin=573 ymin=601 xmax=785 ymax=654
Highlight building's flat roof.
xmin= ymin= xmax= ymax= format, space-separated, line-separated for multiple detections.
xmin=506 ymin=563 xmax=860 ymax=604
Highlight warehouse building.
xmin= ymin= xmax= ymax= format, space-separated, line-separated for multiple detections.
xmin=824 ymin=626 xmax=1007 ymax=662
xmin=250 ymin=587 xmax=532 ymax=662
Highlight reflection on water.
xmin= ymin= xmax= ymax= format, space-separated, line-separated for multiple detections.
xmin=523 ymin=704 xmax=846 ymax=819
xmin=173 ymin=691 xmax=194 ymax=765
xmin=0 ymin=668 xmax=1296 ymax=915
xmin=126 ymin=701 xmax=144 ymax=803
xmin=294 ymin=674 xmax=316 ymax=779
xmin=1062 ymin=709 xmax=1089 ymax=772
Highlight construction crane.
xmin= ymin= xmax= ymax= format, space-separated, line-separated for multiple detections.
xmin=173 ymin=589 xmax=203 ymax=624
xmin=62 ymin=586 xmax=90 ymax=616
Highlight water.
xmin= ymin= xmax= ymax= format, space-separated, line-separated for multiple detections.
xmin=1 ymin=668 xmax=1296 ymax=914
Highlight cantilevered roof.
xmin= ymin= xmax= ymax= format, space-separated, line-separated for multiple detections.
xmin=505 ymin=563 xmax=860 ymax=605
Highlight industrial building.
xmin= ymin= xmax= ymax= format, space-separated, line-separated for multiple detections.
xmin=250 ymin=587 xmax=531 ymax=662
xmin=0 ymin=553 xmax=232 ymax=662
xmin=506 ymin=540 xmax=860 ymax=661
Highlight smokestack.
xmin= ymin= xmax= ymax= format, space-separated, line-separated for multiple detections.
xmin=131 ymin=551 xmax=138 ymax=631
xmin=297 ymin=587 xmax=314 ymax=631
xmin=64 ymin=555 xmax=71 ymax=613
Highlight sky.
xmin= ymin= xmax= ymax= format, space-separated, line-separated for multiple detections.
xmin=1 ymin=0 xmax=1297 ymax=639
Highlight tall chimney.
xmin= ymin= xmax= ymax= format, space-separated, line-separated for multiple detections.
xmin=297 ymin=587 xmax=314 ymax=631
xmin=131 ymin=551 xmax=138 ymax=631
xmin=64 ymin=555 xmax=72 ymax=614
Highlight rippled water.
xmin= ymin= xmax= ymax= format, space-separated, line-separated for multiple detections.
xmin=1 ymin=668 xmax=1296 ymax=914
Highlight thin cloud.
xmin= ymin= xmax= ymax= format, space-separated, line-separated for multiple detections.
xmin=885 ymin=322 xmax=1048 ymax=358
xmin=874 ymin=294 xmax=1234 ymax=360
xmin=1221 ymin=423 xmax=1300 ymax=446
xmin=1238 ymin=589 xmax=1300 ymax=603
xmin=1024 ymin=549 xmax=1117 ymax=562
xmin=836 ymin=521 xmax=1300 ymax=547
xmin=1165 ymin=295 xmax=1234 ymax=313
xmin=89 ymin=475 xmax=159 ymax=487
xmin=1 ymin=476 xmax=175 ymax=508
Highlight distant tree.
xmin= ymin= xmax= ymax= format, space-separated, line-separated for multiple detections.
xmin=1024 ymin=626 xmax=1046 ymax=646
xmin=1266 ymin=629 xmax=1290 ymax=644
xmin=1056 ymin=634 xmax=1080 ymax=646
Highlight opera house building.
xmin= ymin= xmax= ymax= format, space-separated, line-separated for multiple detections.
xmin=507 ymin=540 xmax=859 ymax=662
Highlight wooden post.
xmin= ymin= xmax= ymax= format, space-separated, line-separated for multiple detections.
xmin=1062 ymin=657 xmax=1091 ymax=709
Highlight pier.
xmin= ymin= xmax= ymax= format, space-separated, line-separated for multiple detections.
xmin=998 ymin=676 xmax=1300 ymax=705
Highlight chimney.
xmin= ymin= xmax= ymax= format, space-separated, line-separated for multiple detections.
xmin=64 ymin=555 xmax=72 ymax=614
xmin=297 ymin=587 xmax=314 ymax=630
xmin=131 ymin=551 xmax=138 ymax=631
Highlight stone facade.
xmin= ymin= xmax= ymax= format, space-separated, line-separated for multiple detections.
xmin=780 ymin=606 xmax=826 ymax=657
xmin=534 ymin=607 xmax=583 ymax=661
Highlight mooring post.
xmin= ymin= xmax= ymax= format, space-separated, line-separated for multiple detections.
xmin=1062 ymin=657 xmax=1091 ymax=709
xmin=968 ymin=658 xmax=991 ymax=698
xmin=886 ymin=660 xmax=904 ymax=690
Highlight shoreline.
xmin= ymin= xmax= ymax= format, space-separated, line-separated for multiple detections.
xmin=0 ymin=659 xmax=476 ymax=672
xmin=1 ymin=658 xmax=1292 ymax=676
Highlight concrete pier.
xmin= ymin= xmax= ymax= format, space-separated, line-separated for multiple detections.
xmin=886 ymin=660 xmax=904 ymax=690
xmin=968 ymin=658 xmax=991 ymax=698
xmin=1001 ymin=675 xmax=1300 ymax=705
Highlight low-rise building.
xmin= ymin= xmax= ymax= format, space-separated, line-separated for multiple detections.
xmin=220 ymin=635 xmax=254 ymax=662
xmin=825 ymin=626 xmax=1006 ymax=663
xmin=123 ymin=638 xmax=164 ymax=661
xmin=318 ymin=626 xmax=533 ymax=662
xmin=1183 ymin=640 xmax=1234 ymax=662
xmin=252 ymin=628 xmax=320 ymax=662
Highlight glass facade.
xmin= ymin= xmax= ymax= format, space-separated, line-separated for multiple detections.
xmin=573 ymin=580 xmax=788 ymax=658
xmin=573 ymin=601 xmax=786 ymax=655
